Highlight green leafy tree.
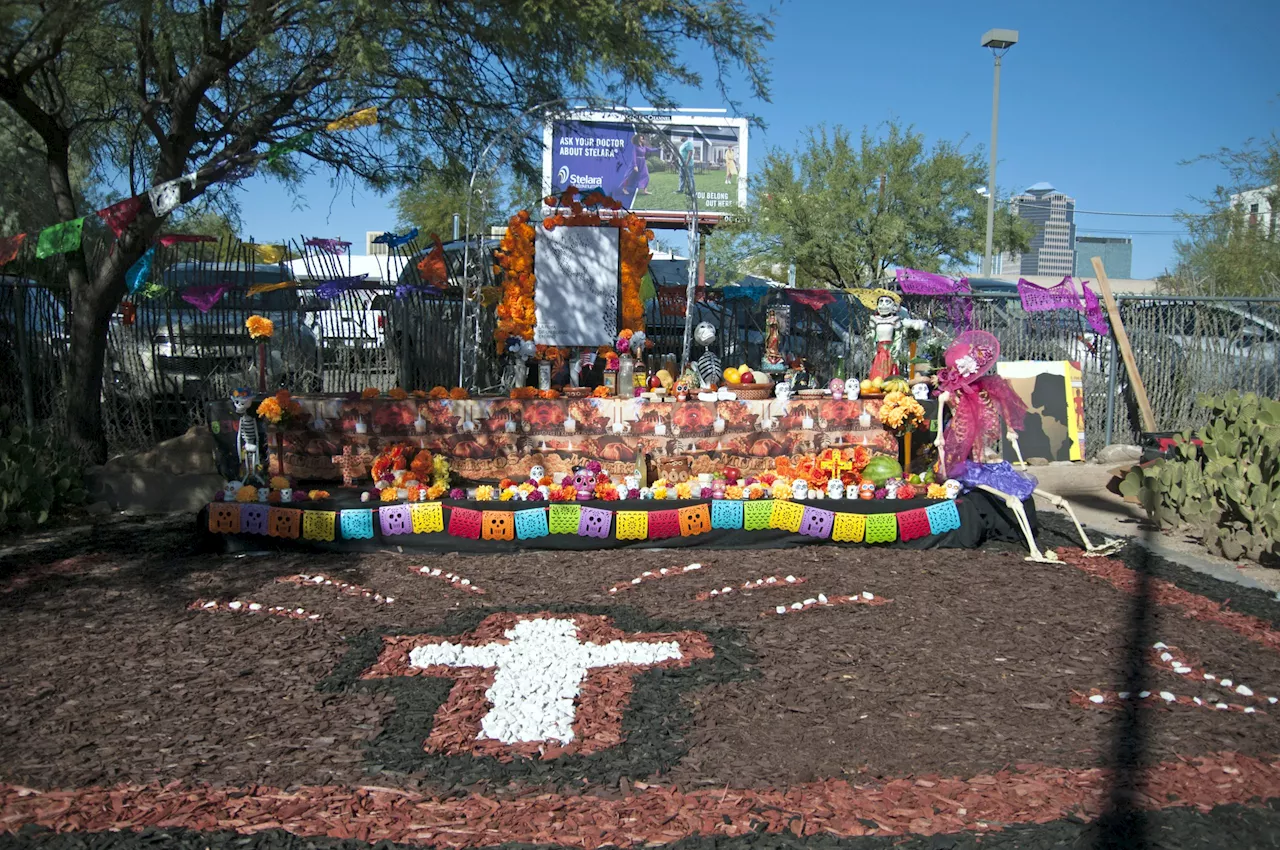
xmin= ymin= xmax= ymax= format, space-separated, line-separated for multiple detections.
xmin=1169 ymin=132 xmax=1280 ymax=296
xmin=713 ymin=122 xmax=1032 ymax=289
xmin=0 ymin=0 xmax=773 ymax=460
xmin=394 ymin=168 xmax=502 ymax=239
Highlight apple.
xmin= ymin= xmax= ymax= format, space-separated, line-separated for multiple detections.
xmin=739 ymin=370 xmax=755 ymax=384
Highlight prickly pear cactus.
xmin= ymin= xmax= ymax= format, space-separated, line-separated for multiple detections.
xmin=1120 ymin=392 xmax=1280 ymax=563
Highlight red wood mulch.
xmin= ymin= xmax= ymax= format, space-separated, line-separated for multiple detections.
xmin=2 ymin=751 xmax=1279 ymax=847
xmin=4 ymin=539 xmax=1280 ymax=845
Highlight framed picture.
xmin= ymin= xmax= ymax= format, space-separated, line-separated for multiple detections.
xmin=603 ymin=371 xmax=618 ymax=393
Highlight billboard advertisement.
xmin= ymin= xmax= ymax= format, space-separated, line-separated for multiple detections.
xmin=543 ymin=110 xmax=748 ymax=222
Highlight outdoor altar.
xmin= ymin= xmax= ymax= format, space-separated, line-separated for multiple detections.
xmin=207 ymin=394 xmax=901 ymax=484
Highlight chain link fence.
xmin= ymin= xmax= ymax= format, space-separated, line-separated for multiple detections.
xmin=3 ymin=252 xmax=1278 ymax=457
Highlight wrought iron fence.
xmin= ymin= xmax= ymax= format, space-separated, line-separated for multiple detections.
xmin=3 ymin=259 xmax=1278 ymax=457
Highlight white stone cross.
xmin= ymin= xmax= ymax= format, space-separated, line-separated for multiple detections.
xmin=408 ymin=616 xmax=683 ymax=744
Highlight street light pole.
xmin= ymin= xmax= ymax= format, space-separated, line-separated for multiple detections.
xmin=982 ymin=54 xmax=1001 ymax=276
xmin=980 ymin=28 xmax=1018 ymax=277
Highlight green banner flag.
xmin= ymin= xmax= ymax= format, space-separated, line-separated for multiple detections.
xmin=35 ymin=217 xmax=85 ymax=259
xmin=264 ymin=131 xmax=315 ymax=164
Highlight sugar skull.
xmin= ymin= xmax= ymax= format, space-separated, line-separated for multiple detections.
xmin=694 ymin=321 xmax=717 ymax=347
xmin=944 ymin=479 xmax=962 ymax=500
xmin=858 ymin=481 xmax=876 ymax=500
xmin=884 ymin=478 xmax=901 ymax=500
xmin=529 ymin=463 xmax=546 ymax=483
xmin=791 ymin=478 xmax=809 ymax=501
xmin=912 ymin=382 xmax=930 ymax=400
xmin=827 ymin=478 xmax=845 ymax=499
xmin=845 ymin=378 xmax=861 ymax=400
xmin=829 ymin=378 xmax=844 ymax=400
xmin=224 ymin=480 xmax=243 ymax=501
xmin=572 ymin=468 xmax=595 ymax=500
xmin=624 ymin=474 xmax=639 ymax=492
xmin=774 ymin=383 xmax=792 ymax=402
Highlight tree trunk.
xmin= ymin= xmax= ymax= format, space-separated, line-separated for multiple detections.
xmin=65 ymin=282 xmax=115 ymax=462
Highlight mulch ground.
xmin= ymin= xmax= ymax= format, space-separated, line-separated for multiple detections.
xmin=3 ymin=513 xmax=1280 ymax=848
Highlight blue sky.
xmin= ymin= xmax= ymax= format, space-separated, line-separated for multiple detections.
xmin=233 ymin=0 xmax=1279 ymax=279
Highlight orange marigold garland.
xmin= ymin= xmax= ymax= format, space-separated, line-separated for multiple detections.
xmin=495 ymin=189 xmax=650 ymax=352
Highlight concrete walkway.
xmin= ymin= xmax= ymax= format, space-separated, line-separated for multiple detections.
xmin=1031 ymin=462 xmax=1280 ymax=594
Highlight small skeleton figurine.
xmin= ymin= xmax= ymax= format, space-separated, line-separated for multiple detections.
xmin=915 ymin=331 xmax=1122 ymax=562
xmin=693 ymin=321 xmax=722 ymax=388
xmin=230 ymin=387 xmax=266 ymax=485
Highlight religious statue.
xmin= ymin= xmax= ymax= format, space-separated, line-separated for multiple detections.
xmin=763 ymin=309 xmax=784 ymax=368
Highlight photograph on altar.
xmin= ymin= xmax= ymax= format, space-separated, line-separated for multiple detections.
xmin=997 ymin=360 xmax=1086 ymax=463
xmin=544 ymin=111 xmax=748 ymax=217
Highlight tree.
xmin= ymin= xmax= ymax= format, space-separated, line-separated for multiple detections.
xmin=395 ymin=168 xmax=501 ymax=240
xmin=0 ymin=0 xmax=773 ymax=460
xmin=1169 ymin=132 xmax=1280 ymax=296
xmin=711 ymin=122 xmax=1032 ymax=289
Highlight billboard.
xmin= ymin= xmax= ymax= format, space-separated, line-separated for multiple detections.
xmin=543 ymin=110 xmax=748 ymax=223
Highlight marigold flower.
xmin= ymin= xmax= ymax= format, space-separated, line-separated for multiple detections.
xmin=256 ymin=397 xmax=283 ymax=423
xmin=245 ymin=315 xmax=274 ymax=340
xmin=361 ymin=387 xmax=380 ymax=399
xmin=449 ymin=387 xmax=469 ymax=400
xmin=387 ymin=387 xmax=408 ymax=400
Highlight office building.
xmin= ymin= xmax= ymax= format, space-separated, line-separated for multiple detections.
xmin=1005 ymin=183 xmax=1076 ymax=277
xmin=1074 ymin=236 xmax=1132 ymax=278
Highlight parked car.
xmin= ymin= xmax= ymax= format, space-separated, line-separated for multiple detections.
xmin=109 ymin=262 xmax=320 ymax=400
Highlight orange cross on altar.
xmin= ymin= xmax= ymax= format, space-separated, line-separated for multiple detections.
xmin=819 ymin=450 xmax=853 ymax=480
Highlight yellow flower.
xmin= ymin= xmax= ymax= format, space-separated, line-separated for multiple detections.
xmin=927 ymin=483 xmax=948 ymax=499
xmin=725 ymin=485 xmax=744 ymax=500
xmin=380 ymin=487 xmax=399 ymax=502
xmin=245 ymin=315 xmax=274 ymax=340
xmin=256 ymin=397 xmax=283 ymax=423
xmin=475 ymin=485 xmax=493 ymax=501
xmin=653 ymin=486 xmax=668 ymax=500
xmin=675 ymin=482 xmax=692 ymax=499
xmin=499 ymin=489 xmax=515 ymax=501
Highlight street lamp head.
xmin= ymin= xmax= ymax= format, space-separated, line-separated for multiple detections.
xmin=981 ymin=28 xmax=1019 ymax=50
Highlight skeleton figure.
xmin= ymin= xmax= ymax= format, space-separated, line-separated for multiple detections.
xmin=694 ymin=321 xmax=722 ymax=388
xmin=918 ymin=332 xmax=1122 ymax=562
xmin=230 ymin=387 xmax=266 ymax=485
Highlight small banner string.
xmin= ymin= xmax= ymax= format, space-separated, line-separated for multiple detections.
xmin=180 ymin=282 xmax=231 ymax=312
xmin=97 ymin=196 xmax=143 ymax=238
xmin=1017 ymin=276 xmax=1080 ymax=313
xmin=1081 ymin=281 xmax=1110 ymax=335
xmin=157 ymin=233 xmax=217 ymax=247
xmin=252 ymin=244 xmax=287 ymax=264
xmin=125 ymin=246 xmax=156 ymax=294
xmin=895 ymin=268 xmax=971 ymax=296
xmin=325 ymin=107 xmax=378 ymax=132
xmin=371 ymin=228 xmax=418 ymax=249
xmin=35 ymin=217 xmax=85 ymax=258
xmin=305 ymin=237 xmax=352 ymax=255
xmin=264 ymin=131 xmax=315 ymax=164
xmin=247 ymin=281 xmax=295 ymax=297
xmin=316 ymin=273 xmax=368 ymax=300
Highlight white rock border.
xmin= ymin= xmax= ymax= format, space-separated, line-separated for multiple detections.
xmin=605 ymin=563 xmax=703 ymax=595
xmin=408 ymin=565 xmax=486 ymax=595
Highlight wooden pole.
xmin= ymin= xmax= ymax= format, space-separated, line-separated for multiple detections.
xmin=1091 ymin=256 xmax=1157 ymax=434
xmin=903 ymin=340 xmax=917 ymax=475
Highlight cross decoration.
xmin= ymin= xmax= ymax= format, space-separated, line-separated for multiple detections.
xmin=819 ymin=450 xmax=853 ymax=480
xmin=331 ymin=445 xmax=372 ymax=487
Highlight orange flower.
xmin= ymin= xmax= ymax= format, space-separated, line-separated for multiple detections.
xmin=361 ymin=387 xmax=380 ymax=399
xmin=245 ymin=315 xmax=274 ymax=340
xmin=256 ymin=397 xmax=283 ymax=423
xmin=379 ymin=487 xmax=399 ymax=503
xmin=412 ymin=389 xmax=427 ymax=398
xmin=592 ymin=386 xmax=611 ymax=398
xmin=539 ymin=388 xmax=560 ymax=400
xmin=449 ymin=387 xmax=469 ymax=400
xmin=429 ymin=386 xmax=449 ymax=399
xmin=387 ymin=387 xmax=408 ymax=400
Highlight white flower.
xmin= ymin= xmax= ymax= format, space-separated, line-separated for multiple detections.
xmin=955 ymin=355 xmax=979 ymax=377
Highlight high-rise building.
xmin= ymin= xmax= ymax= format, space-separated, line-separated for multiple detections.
xmin=1003 ymin=183 xmax=1076 ymax=277
xmin=1074 ymin=235 xmax=1132 ymax=278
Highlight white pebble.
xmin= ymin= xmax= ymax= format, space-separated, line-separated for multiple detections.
xmin=659 ymin=568 xmax=668 ymax=574
xmin=1237 ymin=684 xmax=1254 ymax=696
xmin=1174 ymin=666 xmax=1191 ymax=675
xmin=248 ymin=603 xmax=262 ymax=611
xmin=1269 ymin=697 xmax=1277 ymax=704
xmin=642 ymin=572 xmax=652 ymax=577
xmin=312 ymin=576 xmax=325 ymax=584
xmin=1245 ymin=707 xmax=1257 ymax=714
xmin=709 ymin=590 xmax=719 ymax=596
xmin=203 ymin=601 xmax=217 ymax=609
xmin=1194 ymin=697 xmax=1203 ymax=705
xmin=430 ymin=569 xmax=441 ymax=576
xmin=1118 ymin=692 xmax=1130 ymax=700
xmin=1139 ymin=691 xmax=1151 ymax=699
xmin=1160 ymin=691 xmax=1176 ymax=702
xmin=228 ymin=601 xmax=242 ymax=610
xmin=295 ymin=608 xmax=305 ymax=614
xmin=775 ymin=606 xmax=786 ymax=614
xmin=631 ymin=578 xmax=642 ymax=585
xmin=1089 ymin=694 xmax=1105 ymax=704
xmin=818 ymin=594 xmax=828 ymax=604
xmin=686 ymin=563 xmax=702 ymax=570
xmin=459 ymin=579 xmax=470 ymax=586
xmin=1159 ymin=652 xmax=1173 ymax=662
xmin=1153 ymin=642 xmax=1167 ymax=649
xmin=1217 ymin=703 xmax=1230 ymax=710
xmin=791 ymin=602 xmax=803 ymax=610
xmin=803 ymin=598 xmax=817 ymax=606
xmin=722 ymin=587 xmax=732 ymax=594
xmin=608 ymin=588 xmax=617 ymax=594
xmin=419 ymin=566 xmax=429 ymax=573
xmin=766 ymin=577 xmax=777 ymax=584
xmin=862 ymin=591 xmax=874 ymax=600
xmin=308 ymin=614 xmax=320 ymax=620
xmin=1221 ymin=679 xmax=1233 ymax=687
xmin=785 ymin=575 xmax=796 ymax=583
xmin=385 ymin=597 xmax=395 ymax=603
xmin=1204 ymin=673 xmax=1216 ymax=680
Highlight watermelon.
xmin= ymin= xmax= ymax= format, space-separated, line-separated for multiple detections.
xmin=862 ymin=455 xmax=903 ymax=487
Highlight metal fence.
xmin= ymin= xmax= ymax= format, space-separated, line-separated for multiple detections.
xmin=3 ymin=261 xmax=1278 ymax=456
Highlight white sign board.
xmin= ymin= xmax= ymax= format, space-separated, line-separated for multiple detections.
xmin=533 ymin=226 xmax=619 ymax=346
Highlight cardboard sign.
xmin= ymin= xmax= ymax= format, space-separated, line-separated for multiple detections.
xmin=533 ymin=225 xmax=618 ymax=347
